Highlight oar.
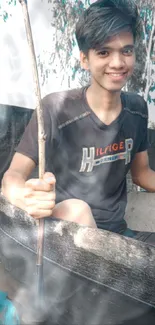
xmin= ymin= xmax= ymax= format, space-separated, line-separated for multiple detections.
xmin=19 ymin=0 xmax=46 ymax=304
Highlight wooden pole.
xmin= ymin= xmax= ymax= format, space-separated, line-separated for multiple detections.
xmin=19 ymin=0 xmax=46 ymax=302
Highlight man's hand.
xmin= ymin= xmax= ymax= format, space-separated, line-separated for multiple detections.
xmin=24 ymin=172 xmax=56 ymax=219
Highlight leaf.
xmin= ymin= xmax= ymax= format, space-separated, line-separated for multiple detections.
xmin=148 ymin=94 xmax=152 ymax=103
xmin=150 ymin=84 xmax=155 ymax=92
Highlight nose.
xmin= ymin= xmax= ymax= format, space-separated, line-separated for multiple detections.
xmin=108 ymin=53 xmax=125 ymax=70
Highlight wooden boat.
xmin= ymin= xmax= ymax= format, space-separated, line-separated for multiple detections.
xmin=0 ymin=194 xmax=155 ymax=324
xmin=0 ymin=104 xmax=155 ymax=324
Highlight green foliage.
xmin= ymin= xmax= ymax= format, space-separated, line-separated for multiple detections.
xmin=0 ymin=0 xmax=16 ymax=22
xmin=128 ymin=6 xmax=155 ymax=106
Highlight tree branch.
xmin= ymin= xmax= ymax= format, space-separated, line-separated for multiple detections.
xmin=144 ymin=14 xmax=155 ymax=101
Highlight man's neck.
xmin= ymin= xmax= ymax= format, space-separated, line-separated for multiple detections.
xmin=86 ymin=84 xmax=122 ymax=125
xmin=87 ymin=84 xmax=122 ymax=111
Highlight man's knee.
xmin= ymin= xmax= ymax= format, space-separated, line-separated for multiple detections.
xmin=53 ymin=199 xmax=96 ymax=228
xmin=68 ymin=199 xmax=91 ymax=216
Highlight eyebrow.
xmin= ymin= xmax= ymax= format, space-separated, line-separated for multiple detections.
xmin=97 ymin=45 xmax=135 ymax=51
xmin=122 ymin=45 xmax=135 ymax=50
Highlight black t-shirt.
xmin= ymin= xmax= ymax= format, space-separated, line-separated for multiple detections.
xmin=16 ymin=87 xmax=148 ymax=233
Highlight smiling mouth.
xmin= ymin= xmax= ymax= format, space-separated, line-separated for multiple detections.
xmin=105 ymin=72 xmax=128 ymax=81
xmin=106 ymin=72 xmax=127 ymax=76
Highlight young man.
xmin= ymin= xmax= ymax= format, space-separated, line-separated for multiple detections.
xmin=2 ymin=0 xmax=155 ymax=239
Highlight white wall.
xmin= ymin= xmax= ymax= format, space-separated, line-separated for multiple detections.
xmin=0 ymin=0 xmax=90 ymax=109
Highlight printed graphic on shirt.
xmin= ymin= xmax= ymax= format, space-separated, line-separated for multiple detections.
xmin=79 ymin=138 xmax=133 ymax=172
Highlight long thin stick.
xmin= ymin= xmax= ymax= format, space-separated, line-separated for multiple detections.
xmin=19 ymin=0 xmax=46 ymax=301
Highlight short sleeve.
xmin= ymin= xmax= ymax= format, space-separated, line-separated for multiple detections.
xmin=138 ymin=101 xmax=149 ymax=153
xmin=16 ymin=103 xmax=51 ymax=165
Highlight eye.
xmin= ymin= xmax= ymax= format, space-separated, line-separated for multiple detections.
xmin=97 ymin=50 xmax=109 ymax=57
xmin=122 ymin=48 xmax=134 ymax=56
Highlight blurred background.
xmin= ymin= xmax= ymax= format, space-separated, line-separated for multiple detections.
xmin=0 ymin=0 xmax=155 ymax=193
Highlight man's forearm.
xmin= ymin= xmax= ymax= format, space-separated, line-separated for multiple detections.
xmin=132 ymin=168 xmax=155 ymax=192
xmin=1 ymin=171 xmax=26 ymax=210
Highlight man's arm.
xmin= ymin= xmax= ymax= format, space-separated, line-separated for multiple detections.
xmin=2 ymin=152 xmax=36 ymax=210
xmin=131 ymin=150 xmax=155 ymax=192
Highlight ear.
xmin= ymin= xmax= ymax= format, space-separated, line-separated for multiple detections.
xmin=80 ymin=51 xmax=89 ymax=70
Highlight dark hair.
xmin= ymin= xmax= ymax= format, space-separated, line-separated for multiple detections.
xmin=76 ymin=0 xmax=140 ymax=54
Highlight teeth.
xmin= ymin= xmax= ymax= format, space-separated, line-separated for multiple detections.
xmin=110 ymin=74 xmax=124 ymax=76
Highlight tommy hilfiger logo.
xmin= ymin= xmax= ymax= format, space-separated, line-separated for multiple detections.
xmin=79 ymin=138 xmax=133 ymax=172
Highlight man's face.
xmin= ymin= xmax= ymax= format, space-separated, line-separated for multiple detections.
xmin=80 ymin=31 xmax=135 ymax=92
